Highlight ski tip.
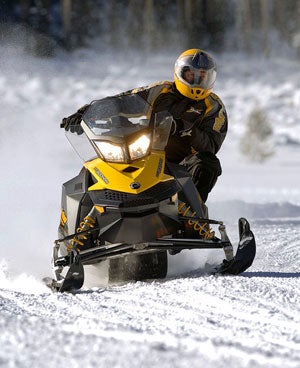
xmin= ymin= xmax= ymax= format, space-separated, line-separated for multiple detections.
xmin=58 ymin=260 xmax=85 ymax=293
xmin=215 ymin=218 xmax=256 ymax=276
xmin=42 ymin=277 xmax=60 ymax=292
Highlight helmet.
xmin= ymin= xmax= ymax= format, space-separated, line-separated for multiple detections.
xmin=174 ymin=49 xmax=217 ymax=100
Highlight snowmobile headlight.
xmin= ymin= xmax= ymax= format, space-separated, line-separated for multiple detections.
xmin=128 ymin=134 xmax=151 ymax=160
xmin=95 ymin=141 xmax=125 ymax=162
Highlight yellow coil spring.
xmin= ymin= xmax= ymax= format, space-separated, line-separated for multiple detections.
xmin=67 ymin=215 xmax=96 ymax=253
xmin=178 ymin=202 xmax=215 ymax=239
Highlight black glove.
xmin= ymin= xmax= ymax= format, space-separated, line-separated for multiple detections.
xmin=60 ymin=104 xmax=90 ymax=133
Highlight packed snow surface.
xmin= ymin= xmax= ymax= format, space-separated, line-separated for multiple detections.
xmin=0 ymin=45 xmax=300 ymax=368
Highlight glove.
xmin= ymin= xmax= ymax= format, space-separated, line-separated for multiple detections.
xmin=60 ymin=104 xmax=90 ymax=134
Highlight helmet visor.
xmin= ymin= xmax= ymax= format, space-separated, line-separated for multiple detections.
xmin=175 ymin=55 xmax=216 ymax=90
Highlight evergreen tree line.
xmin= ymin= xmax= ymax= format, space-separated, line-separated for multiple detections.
xmin=0 ymin=0 xmax=300 ymax=57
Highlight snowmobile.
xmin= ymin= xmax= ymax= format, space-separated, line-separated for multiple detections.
xmin=46 ymin=94 xmax=256 ymax=292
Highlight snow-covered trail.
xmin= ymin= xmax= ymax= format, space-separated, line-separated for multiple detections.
xmin=1 ymin=221 xmax=300 ymax=368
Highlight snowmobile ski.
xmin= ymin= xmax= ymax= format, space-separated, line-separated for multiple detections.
xmin=43 ymin=256 xmax=84 ymax=292
xmin=215 ymin=218 xmax=256 ymax=275
xmin=58 ymin=257 xmax=84 ymax=292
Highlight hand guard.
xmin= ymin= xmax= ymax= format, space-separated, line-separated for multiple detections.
xmin=60 ymin=104 xmax=90 ymax=134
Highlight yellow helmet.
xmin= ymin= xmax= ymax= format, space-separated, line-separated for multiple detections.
xmin=174 ymin=49 xmax=217 ymax=100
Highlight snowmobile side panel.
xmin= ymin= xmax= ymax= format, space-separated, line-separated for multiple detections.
xmin=166 ymin=162 xmax=207 ymax=218
xmin=60 ymin=168 xmax=91 ymax=235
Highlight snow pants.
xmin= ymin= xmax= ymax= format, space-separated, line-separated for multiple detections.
xmin=181 ymin=151 xmax=222 ymax=203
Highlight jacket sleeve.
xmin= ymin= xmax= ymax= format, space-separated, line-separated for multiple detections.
xmin=191 ymin=95 xmax=228 ymax=154
xmin=117 ymin=81 xmax=173 ymax=106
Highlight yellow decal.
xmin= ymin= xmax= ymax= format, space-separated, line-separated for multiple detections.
xmin=213 ymin=107 xmax=225 ymax=132
xmin=95 ymin=205 xmax=105 ymax=214
xmin=60 ymin=209 xmax=67 ymax=227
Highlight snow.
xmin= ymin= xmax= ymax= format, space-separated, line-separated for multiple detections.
xmin=0 ymin=44 xmax=300 ymax=368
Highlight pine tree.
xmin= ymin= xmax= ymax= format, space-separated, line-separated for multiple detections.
xmin=240 ymin=104 xmax=274 ymax=163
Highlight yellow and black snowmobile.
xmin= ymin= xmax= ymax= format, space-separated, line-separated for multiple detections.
xmin=46 ymin=94 xmax=256 ymax=292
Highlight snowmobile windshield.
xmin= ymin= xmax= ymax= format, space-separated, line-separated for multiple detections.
xmin=82 ymin=95 xmax=150 ymax=138
xmin=66 ymin=94 xmax=173 ymax=162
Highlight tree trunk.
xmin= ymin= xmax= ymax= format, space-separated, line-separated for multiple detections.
xmin=242 ymin=0 xmax=252 ymax=52
xmin=260 ymin=0 xmax=270 ymax=57
xmin=144 ymin=0 xmax=155 ymax=50
xmin=61 ymin=0 xmax=72 ymax=48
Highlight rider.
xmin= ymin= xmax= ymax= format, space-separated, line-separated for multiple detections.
xmin=61 ymin=48 xmax=227 ymax=203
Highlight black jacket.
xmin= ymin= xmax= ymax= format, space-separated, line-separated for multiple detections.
xmin=119 ymin=81 xmax=228 ymax=163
